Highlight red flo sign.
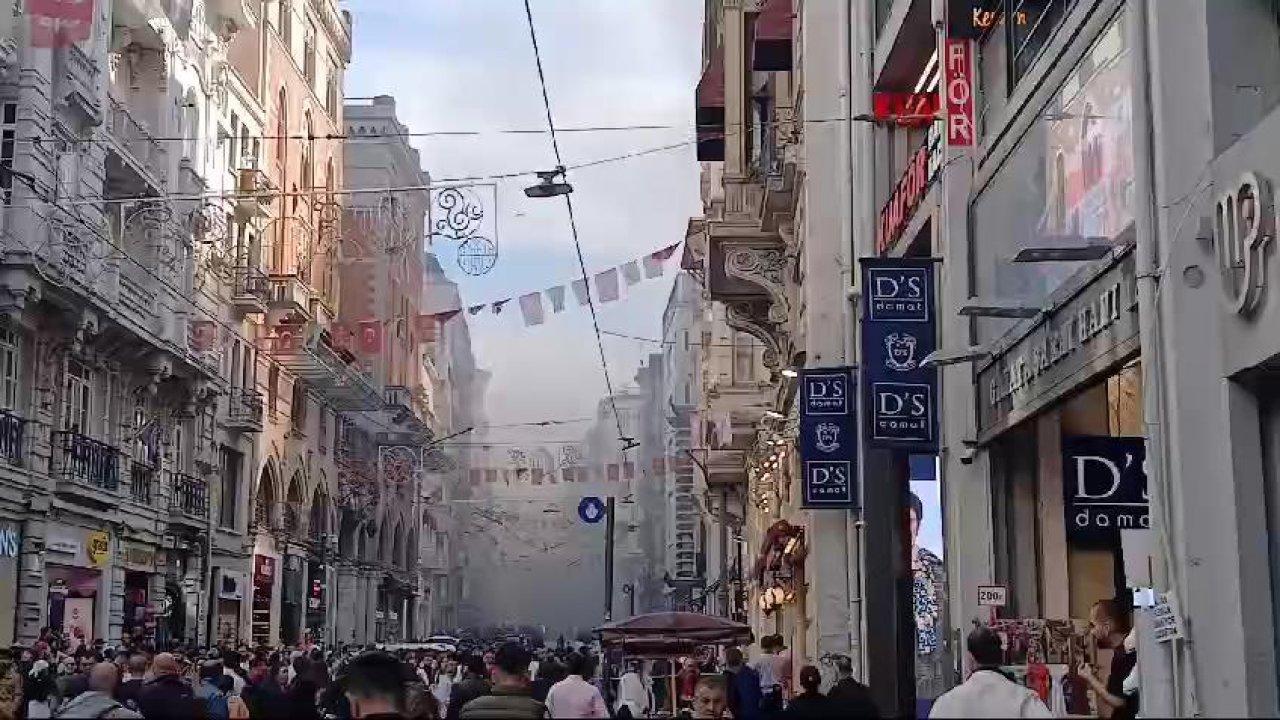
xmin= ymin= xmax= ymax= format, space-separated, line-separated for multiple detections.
xmin=871 ymin=92 xmax=939 ymax=127
xmin=878 ymin=126 xmax=941 ymax=255
xmin=944 ymin=38 xmax=975 ymax=146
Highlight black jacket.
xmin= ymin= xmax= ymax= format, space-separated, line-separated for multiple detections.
xmin=136 ymin=674 xmax=203 ymax=720
xmin=446 ymin=677 xmax=492 ymax=720
xmin=828 ymin=678 xmax=880 ymax=718
xmin=785 ymin=692 xmax=832 ymax=719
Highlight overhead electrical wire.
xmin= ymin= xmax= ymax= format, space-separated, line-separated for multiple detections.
xmin=522 ymin=0 xmax=627 ymax=451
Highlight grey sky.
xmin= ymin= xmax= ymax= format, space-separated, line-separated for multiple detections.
xmin=344 ymin=0 xmax=705 ymax=432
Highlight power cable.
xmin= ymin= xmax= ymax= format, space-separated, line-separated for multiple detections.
xmin=522 ymin=0 xmax=627 ymax=450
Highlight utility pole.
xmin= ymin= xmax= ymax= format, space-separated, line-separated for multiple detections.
xmin=604 ymin=496 xmax=615 ymax=623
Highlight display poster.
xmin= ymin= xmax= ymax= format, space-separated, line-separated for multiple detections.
xmin=63 ymin=596 xmax=94 ymax=650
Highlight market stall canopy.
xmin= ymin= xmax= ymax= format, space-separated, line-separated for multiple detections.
xmin=595 ymin=612 xmax=753 ymax=648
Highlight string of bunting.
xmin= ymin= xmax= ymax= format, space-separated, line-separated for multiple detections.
xmin=464 ymin=454 xmax=695 ymax=486
xmin=186 ymin=243 xmax=682 ymax=353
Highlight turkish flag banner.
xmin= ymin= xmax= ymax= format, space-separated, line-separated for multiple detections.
xmin=29 ymin=0 xmax=95 ymax=49
xmin=356 ymin=320 xmax=382 ymax=355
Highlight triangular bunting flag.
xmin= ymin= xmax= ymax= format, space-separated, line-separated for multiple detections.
xmin=571 ymin=279 xmax=591 ymax=306
xmin=652 ymin=242 xmax=681 ymax=261
xmin=643 ymin=254 xmax=664 ymax=279
xmin=621 ymin=261 xmax=642 ymax=286
xmin=595 ymin=268 xmax=620 ymax=303
xmin=492 ymin=299 xmax=511 ymax=315
xmin=546 ymin=286 xmax=567 ymax=313
xmin=468 ymin=305 xmax=486 ymax=315
xmin=519 ymin=293 xmax=545 ymax=327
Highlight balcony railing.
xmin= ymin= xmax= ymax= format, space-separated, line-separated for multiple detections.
xmin=129 ymin=462 xmax=156 ymax=505
xmin=105 ymin=96 xmax=167 ymax=186
xmin=168 ymin=471 xmax=208 ymax=518
xmin=0 ymin=411 xmax=24 ymax=465
xmin=226 ymin=390 xmax=265 ymax=432
xmin=53 ymin=431 xmax=121 ymax=491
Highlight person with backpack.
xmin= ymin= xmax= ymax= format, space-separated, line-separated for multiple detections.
xmin=53 ymin=663 xmax=141 ymax=719
xmin=193 ymin=660 xmax=230 ymax=720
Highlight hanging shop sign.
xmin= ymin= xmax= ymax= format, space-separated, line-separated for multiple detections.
xmin=86 ymin=532 xmax=109 ymax=569
xmin=978 ymin=585 xmax=1008 ymax=607
xmin=861 ymin=258 xmax=939 ymax=452
xmin=798 ymin=368 xmax=859 ymax=508
xmin=120 ymin=543 xmax=155 ymax=572
xmin=978 ymin=253 xmax=1140 ymax=440
xmin=872 ymin=92 xmax=940 ymax=126
xmin=944 ymin=38 xmax=975 ymax=147
xmin=0 ymin=523 xmax=18 ymax=558
xmin=1062 ymin=435 xmax=1148 ymax=540
xmin=878 ymin=124 xmax=943 ymax=255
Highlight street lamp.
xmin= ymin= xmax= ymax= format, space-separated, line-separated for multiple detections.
xmin=524 ymin=167 xmax=573 ymax=198
xmin=621 ymin=583 xmax=636 ymax=617
xmin=920 ymin=346 xmax=993 ymax=369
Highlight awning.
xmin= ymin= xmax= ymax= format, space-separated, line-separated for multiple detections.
xmin=752 ymin=0 xmax=793 ymax=71
xmin=696 ymin=46 xmax=725 ymax=162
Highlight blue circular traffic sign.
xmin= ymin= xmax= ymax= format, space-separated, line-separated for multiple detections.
xmin=578 ymin=496 xmax=606 ymax=524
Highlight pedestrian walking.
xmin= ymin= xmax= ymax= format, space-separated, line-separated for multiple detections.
xmin=458 ymin=642 xmax=545 ymax=720
xmin=431 ymin=658 xmax=456 ymax=715
xmin=690 ymin=675 xmax=729 ymax=720
xmin=783 ymin=666 xmax=829 ymax=719
xmin=929 ymin=626 xmax=1052 ymax=718
xmin=341 ymin=651 xmax=409 ymax=720
xmin=115 ymin=654 xmax=147 ymax=713
xmin=723 ymin=648 xmax=762 ymax=720
xmin=445 ymin=656 xmax=490 ymax=720
xmin=136 ymin=653 xmax=202 ymax=720
xmin=53 ymin=663 xmax=141 ymax=719
xmin=1079 ymin=598 xmax=1138 ymax=720
xmin=193 ymin=660 xmax=231 ymax=720
xmin=826 ymin=655 xmax=878 ymax=718
xmin=544 ymin=651 xmax=607 ymax=719
xmin=752 ymin=636 xmax=782 ymax=717
xmin=615 ymin=660 xmax=652 ymax=720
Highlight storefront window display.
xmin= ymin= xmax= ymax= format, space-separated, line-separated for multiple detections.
xmin=972 ymin=11 xmax=1134 ymax=345
xmin=46 ymin=566 xmax=99 ymax=651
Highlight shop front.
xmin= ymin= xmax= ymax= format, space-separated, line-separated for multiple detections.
xmin=119 ymin=541 xmax=158 ymax=647
xmin=958 ymin=9 xmax=1145 ymax=709
xmin=212 ymin=567 xmax=247 ymax=644
xmin=44 ymin=526 xmax=111 ymax=650
xmin=305 ymin=560 xmax=326 ymax=643
xmin=251 ymin=554 xmax=276 ymax=645
xmin=281 ymin=553 xmax=305 ymax=645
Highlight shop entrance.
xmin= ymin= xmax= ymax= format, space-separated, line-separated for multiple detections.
xmin=46 ymin=566 xmax=99 ymax=651
xmin=122 ymin=571 xmax=150 ymax=646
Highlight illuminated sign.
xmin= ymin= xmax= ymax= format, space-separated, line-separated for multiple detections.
xmin=945 ymin=38 xmax=975 ymax=147
xmin=871 ymin=92 xmax=939 ymax=127
xmin=947 ymin=0 xmax=1026 ymax=40
xmin=878 ymin=124 xmax=941 ymax=255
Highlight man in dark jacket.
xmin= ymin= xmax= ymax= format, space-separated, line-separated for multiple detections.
xmin=341 ymin=651 xmax=409 ymax=719
xmin=723 ymin=648 xmax=762 ymax=720
xmin=115 ymin=653 xmax=148 ymax=712
xmin=136 ymin=653 xmax=203 ymax=720
xmin=458 ymin=642 xmax=545 ymax=720
xmin=826 ymin=655 xmax=879 ymax=718
xmin=446 ymin=655 xmax=491 ymax=720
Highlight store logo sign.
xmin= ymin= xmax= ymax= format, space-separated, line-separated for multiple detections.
xmin=800 ymin=368 xmax=859 ymax=509
xmin=0 ymin=525 xmax=19 ymax=558
xmin=803 ymin=372 xmax=850 ymax=415
xmin=1063 ymin=436 xmax=1149 ymax=540
xmin=945 ymin=38 xmax=975 ymax=147
xmin=87 ymin=532 xmax=109 ymax=568
xmin=863 ymin=259 xmax=939 ymax=452
xmin=1214 ymin=171 xmax=1273 ymax=316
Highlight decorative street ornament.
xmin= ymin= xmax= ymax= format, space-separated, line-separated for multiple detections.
xmin=1214 ymin=171 xmax=1274 ymax=316
xmin=431 ymin=186 xmax=497 ymax=276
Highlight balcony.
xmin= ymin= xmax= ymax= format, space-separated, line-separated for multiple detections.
xmin=128 ymin=462 xmax=156 ymax=506
xmin=267 ymin=275 xmax=312 ymax=324
xmin=104 ymin=95 xmax=167 ymax=192
xmin=52 ymin=431 xmax=122 ymax=507
xmin=235 ymin=161 xmax=272 ymax=219
xmin=261 ymin=323 xmax=383 ymax=411
xmin=167 ymin=471 xmax=208 ymax=527
xmin=231 ymin=266 xmax=270 ymax=316
xmin=225 ymin=390 xmax=264 ymax=433
xmin=118 ymin=272 xmax=157 ymax=331
xmin=208 ymin=0 xmax=257 ymax=37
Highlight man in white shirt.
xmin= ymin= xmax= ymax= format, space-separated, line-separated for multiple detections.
xmin=545 ymin=652 xmax=609 ymax=719
xmin=929 ymin=626 xmax=1053 ymax=719
xmin=615 ymin=660 xmax=652 ymax=720
xmin=751 ymin=635 xmax=781 ymax=715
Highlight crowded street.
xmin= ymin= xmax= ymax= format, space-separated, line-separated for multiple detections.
xmin=0 ymin=0 xmax=1276 ymax=717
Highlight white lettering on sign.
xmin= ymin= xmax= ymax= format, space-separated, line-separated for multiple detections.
xmin=977 ymin=585 xmax=1008 ymax=607
xmin=0 ymin=526 xmax=19 ymax=558
xmin=945 ymin=39 xmax=974 ymax=147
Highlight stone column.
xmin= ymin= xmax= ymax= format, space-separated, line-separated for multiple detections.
xmin=15 ymin=508 xmax=47 ymax=644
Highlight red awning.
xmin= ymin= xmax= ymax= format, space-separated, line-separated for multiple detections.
xmin=696 ymin=49 xmax=725 ymax=112
xmin=753 ymin=0 xmax=793 ymax=71
xmin=696 ymin=46 xmax=726 ymax=161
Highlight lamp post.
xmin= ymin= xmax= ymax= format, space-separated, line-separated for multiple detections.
xmin=621 ymin=583 xmax=636 ymax=618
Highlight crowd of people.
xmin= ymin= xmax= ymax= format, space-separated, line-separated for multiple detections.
xmin=0 ymin=629 xmax=884 ymax=719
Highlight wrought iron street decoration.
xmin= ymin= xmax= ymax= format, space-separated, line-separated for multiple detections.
xmin=432 ymin=186 xmax=497 ymax=276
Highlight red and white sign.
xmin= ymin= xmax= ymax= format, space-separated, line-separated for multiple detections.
xmin=29 ymin=0 xmax=94 ymax=49
xmin=872 ymin=92 xmax=940 ymax=127
xmin=944 ymin=38 xmax=975 ymax=147
xmin=877 ymin=125 xmax=941 ymax=255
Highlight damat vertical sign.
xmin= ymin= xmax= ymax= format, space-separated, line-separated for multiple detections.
xmin=799 ymin=368 xmax=859 ymax=509
xmin=861 ymin=258 xmax=939 ymax=452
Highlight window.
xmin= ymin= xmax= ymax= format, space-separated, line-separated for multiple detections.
xmin=318 ymin=407 xmax=328 ymax=454
xmin=290 ymin=379 xmax=307 ymax=432
xmin=301 ymin=112 xmax=314 ymax=193
xmin=279 ymin=0 xmax=292 ymax=49
xmin=0 ymin=326 xmax=19 ymax=412
xmin=62 ymin=359 xmax=92 ymax=435
xmin=219 ymin=447 xmax=242 ymax=528
xmin=731 ymin=332 xmax=756 ymax=384
xmin=0 ymin=103 xmax=15 ymax=205
xmin=275 ymin=88 xmax=288 ymax=163
xmin=303 ymin=20 xmax=317 ymax=88
xmin=325 ymin=63 xmax=340 ymax=116
xmin=172 ymin=422 xmax=189 ymax=471
xmin=267 ymin=364 xmax=280 ymax=418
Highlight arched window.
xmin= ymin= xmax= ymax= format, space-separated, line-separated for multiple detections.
xmin=301 ymin=112 xmax=314 ymax=195
xmin=181 ymin=90 xmax=200 ymax=163
xmin=309 ymin=487 xmax=328 ymax=542
xmin=253 ymin=469 xmax=276 ymax=530
xmin=284 ymin=473 xmax=304 ymax=536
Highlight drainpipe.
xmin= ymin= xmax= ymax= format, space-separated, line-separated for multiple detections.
xmin=1127 ymin=2 xmax=1185 ymax=716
